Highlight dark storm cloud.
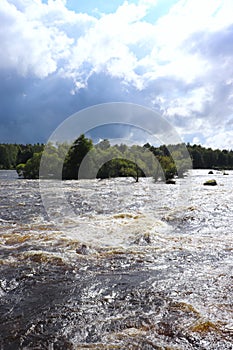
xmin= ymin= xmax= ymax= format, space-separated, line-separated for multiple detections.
xmin=0 ymin=71 xmax=73 ymax=143
xmin=0 ymin=70 xmax=153 ymax=143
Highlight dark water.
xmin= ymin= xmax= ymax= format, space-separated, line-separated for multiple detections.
xmin=0 ymin=170 xmax=232 ymax=349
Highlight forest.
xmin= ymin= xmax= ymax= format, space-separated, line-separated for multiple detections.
xmin=0 ymin=137 xmax=233 ymax=180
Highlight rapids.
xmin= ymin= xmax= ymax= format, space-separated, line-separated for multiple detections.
xmin=0 ymin=170 xmax=232 ymax=349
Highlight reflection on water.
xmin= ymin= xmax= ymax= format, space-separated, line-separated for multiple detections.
xmin=0 ymin=170 xmax=233 ymax=349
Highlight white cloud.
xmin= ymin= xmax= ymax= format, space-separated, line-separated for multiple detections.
xmin=0 ymin=0 xmax=94 ymax=77
xmin=62 ymin=1 xmax=156 ymax=88
xmin=192 ymin=136 xmax=201 ymax=145
xmin=139 ymin=0 xmax=158 ymax=6
xmin=203 ymin=129 xmax=233 ymax=150
xmin=165 ymin=87 xmax=213 ymax=118
xmin=1 ymin=0 xmax=233 ymax=84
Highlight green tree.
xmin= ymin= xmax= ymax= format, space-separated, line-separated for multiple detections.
xmin=158 ymin=155 xmax=177 ymax=180
xmin=189 ymin=147 xmax=204 ymax=168
xmin=0 ymin=145 xmax=10 ymax=169
xmin=21 ymin=152 xmax=42 ymax=179
xmin=63 ymin=135 xmax=93 ymax=179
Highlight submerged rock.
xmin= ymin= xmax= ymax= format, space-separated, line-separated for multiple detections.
xmin=208 ymin=170 xmax=214 ymax=174
xmin=203 ymin=179 xmax=217 ymax=186
xmin=76 ymin=244 xmax=89 ymax=255
xmin=133 ymin=233 xmax=152 ymax=245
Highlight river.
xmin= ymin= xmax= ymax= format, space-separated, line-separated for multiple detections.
xmin=0 ymin=170 xmax=232 ymax=349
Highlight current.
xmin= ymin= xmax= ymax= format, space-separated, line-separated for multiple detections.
xmin=0 ymin=170 xmax=232 ymax=349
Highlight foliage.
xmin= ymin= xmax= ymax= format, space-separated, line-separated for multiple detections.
xmin=0 ymin=144 xmax=18 ymax=169
xmin=77 ymin=142 xmax=161 ymax=181
xmin=62 ymin=135 xmax=93 ymax=180
xmin=187 ymin=144 xmax=233 ymax=170
xmin=40 ymin=142 xmax=69 ymax=179
xmin=15 ymin=163 xmax=26 ymax=178
xmin=16 ymin=152 xmax=42 ymax=179
xmin=0 ymin=143 xmax=44 ymax=170
xmin=2 ymin=139 xmax=233 ymax=181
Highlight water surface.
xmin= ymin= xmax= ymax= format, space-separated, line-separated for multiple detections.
xmin=0 ymin=170 xmax=232 ymax=349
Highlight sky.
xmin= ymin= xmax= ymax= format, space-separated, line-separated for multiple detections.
xmin=0 ymin=0 xmax=233 ymax=149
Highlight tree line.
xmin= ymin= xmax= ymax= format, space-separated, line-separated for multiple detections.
xmin=187 ymin=143 xmax=233 ymax=169
xmin=0 ymin=143 xmax=44 ymax=170
xmin=0 ymin=138 xmax=233 ymax=180
xmin=16 ymin=135 xmax=191 ymax=181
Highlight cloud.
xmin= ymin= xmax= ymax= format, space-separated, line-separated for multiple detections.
xmin=63 ymin=1 xmax=157 ymax=90
xmin=0 ymin=0 xmax=233 ymax=149
xmin=0 ymin=69 xmax=151 ymax=143
xmin=0 ymin=0 xmax=95 ymax=77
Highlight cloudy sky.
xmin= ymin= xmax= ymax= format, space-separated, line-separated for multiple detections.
xmin=0 ymin=0 xmax=233 ymax=149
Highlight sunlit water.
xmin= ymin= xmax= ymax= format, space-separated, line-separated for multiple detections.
xmin=0 ymin=170 xmax=232 ymax=349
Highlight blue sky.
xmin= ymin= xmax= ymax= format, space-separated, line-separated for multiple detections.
xmin=0 ymin=0 xmax=233 ymax=149
xmin=64 ymin=0 xmax=178 ymax=22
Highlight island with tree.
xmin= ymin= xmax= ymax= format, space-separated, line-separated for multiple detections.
xmin=0 ymin=137 xmax=233 ymax=181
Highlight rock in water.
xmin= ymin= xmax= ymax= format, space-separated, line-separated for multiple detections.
xmin=166 ymin=179 xmax=176 ymax=184
xmin=203 ymin=179 xmax=217 ymax=186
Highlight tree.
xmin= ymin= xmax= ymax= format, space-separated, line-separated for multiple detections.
xmin=158 ymin=156 xmax=177 ymax=180
xmin=0 ymin=145 xmax=10 ymax=169
xmin=20 ymin=152 xmax=42 ymax=179
xmin=189 ymin=147 xmax=204 ymax=168
xmin=62 ymin=135 xmax=93 ymax=180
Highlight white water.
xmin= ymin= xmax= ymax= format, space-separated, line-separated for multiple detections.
xmin=0 ymin=170 xmax=233 ymax=349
